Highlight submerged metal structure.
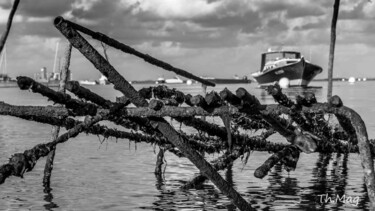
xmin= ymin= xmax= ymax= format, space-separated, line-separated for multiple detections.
xmin=0 ymin=17 xmax=374 ymax=210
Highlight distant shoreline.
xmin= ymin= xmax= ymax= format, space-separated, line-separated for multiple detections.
xmin=312 ymin=77 xmax=375 ymax=81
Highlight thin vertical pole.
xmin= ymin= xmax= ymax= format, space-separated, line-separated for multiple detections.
xmin=327 ymin=0 xmax=340 ymax=100
xmin=43 ymin=43 xmax=72 ymax=192
xmin=52 ymin=41 xmax=60 ymax=74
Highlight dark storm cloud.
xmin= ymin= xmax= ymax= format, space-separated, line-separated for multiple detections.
xmin=67 ymin=1 xmax=155 ymax=46
xmin=68 ymin=0 xmax=252 ymax=48
xmin=191 ymin=10 xmax=261 ymax=33
xmin=206 ymin=0 xmax=221 ymax=4
xmin=256 ymin=1 xmax=325 ymax=19
xmin=256 ymin=1 xmax=290 ymax=13
xmin=265 ymin=18 xmax=288 ymax=31
xmin=286 ymin=4 xmax=325 ymax=18
xmin=293 ymin=20 xmax=328 ymax=31
xmin=3 ymin=0 xmax=372 ymax=49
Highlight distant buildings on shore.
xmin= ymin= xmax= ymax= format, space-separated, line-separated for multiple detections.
xmin=34 ymin=67 xmax=72 ymax=83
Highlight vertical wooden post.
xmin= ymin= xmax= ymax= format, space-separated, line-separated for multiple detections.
xmin=154 ymin=147 xmax=165 ymax=176
xmin=327 ymin=0 xmax=340 ymax=100
xmin=43 ymin=43 xmax=72 ymax=191
xmin=201 ymin=84 xmax=207 ymax=121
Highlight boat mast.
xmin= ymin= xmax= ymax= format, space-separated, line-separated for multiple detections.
xmin=2 ymin=45 xmax=7 ymax=75
xmin=52 ymin=41 xmax=60 ymax=74
xmin=0 ymin=46 xmax=3 ymax=75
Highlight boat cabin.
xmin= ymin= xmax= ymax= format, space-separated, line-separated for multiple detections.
xmin=260 ymin=51 xmax=301 ymax=72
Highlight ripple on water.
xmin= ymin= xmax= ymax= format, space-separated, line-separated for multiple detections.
xmin=1 ymin=83 xmax=374 ymax=210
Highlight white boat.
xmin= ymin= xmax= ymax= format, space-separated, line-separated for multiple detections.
xmin=155 ymin=77 xmax=165 ymax=84
xmin=165 ymin=76 xmax=183 ymax=84
xmin=98 ymin=74 xmax=110 ymax=85
xmin=251 ymin=50 xmax=322 ymax=87
xmin=79 ymin=80 xmax=97 ymax=85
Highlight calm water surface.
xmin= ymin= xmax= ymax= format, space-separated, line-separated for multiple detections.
xmin=0 ymin=81 xmax=374 ymax=210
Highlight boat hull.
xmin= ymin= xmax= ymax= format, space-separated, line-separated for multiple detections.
xmin=252 ymin=58 xmax=322 ymax=87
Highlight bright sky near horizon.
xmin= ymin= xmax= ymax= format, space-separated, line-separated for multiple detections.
xmin=0 ymin=0 xmax=374 ymax=81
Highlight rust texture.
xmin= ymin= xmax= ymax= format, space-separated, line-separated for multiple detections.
xmin=54 ymin=16 xmax=215 ymax=87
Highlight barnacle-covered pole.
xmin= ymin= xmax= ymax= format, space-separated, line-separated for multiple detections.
xmin=302 ymin=98 xmax=375 ymax=209
xmin=254 ymin=145 xmax=300 ymax=179
xmin=66 ymin=81 xmax=114 ymax=109
xmin=43 ymin=43 xmax=72 ymax=191
xmin=54 ymin=16 xmax=215 ymax=87
xmin=0 ymin=111 xmax=106 ymax=184
xmin=54 ymin=18 xmax=253 ymax=210
xmin=182 ymin=130 xmax=275 ymax=189
xmin=17 ymin=76 xmax=98 ymax=116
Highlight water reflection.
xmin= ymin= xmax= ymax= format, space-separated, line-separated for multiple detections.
xmin=258 ymin=86 xmax=323 ymax=102
xmin=144 ymin=151 xmax=371 ymax=210
xmin=225 ymin=164 xmax=237 ymax=211
xmin=43 ymin=189 xmax=58 ymax=210
xmin=357 ymin=181 xmax=369 ymax=210
xmin=2 ymin=83 xmax=374 ymax=210
xmin=146 ymin=163 xmax=239 ymax=210
xmin=147 ymin=178 xmax=223 ymax=210
xmin=246 ymin=163 xmax=301 ymax=210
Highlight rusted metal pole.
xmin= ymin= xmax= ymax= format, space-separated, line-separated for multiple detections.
xmin=301 ymin=102 xmax=375 ymax=209
xmin=327 ymin=0 xmax=340 ymax=100
xmin=43 ymin=43 xmax=72 ymax=191
xmin=54 ymin=18 xmax=253 ymax=210
xmin=0 ymin=112 xmax=106 ymax=184
xmin=154 ymin=147 xmax=165 ymax=176
xmin=54 ymin=16 xmax=215 ymax=87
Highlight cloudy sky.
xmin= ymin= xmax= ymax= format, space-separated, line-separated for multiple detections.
xmin=0 ymin=0 xmax=374 ymax=81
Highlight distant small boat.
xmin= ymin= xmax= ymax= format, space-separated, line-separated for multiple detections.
xmin=155 ymin=77 xmax=165 ymax=84
xmin=251 ymin=50 xmax=322 ymax=87
xmin=348 ymin=77 xmax=355 ymax=83
xmin=79 ymin=80 xmax=97 ymax=85
xmin=199 ymin=75 xmax=251 ymax=84
xmin=98 ymin=74 xmax=110 ymax=85
xmin=165 ymin=76 xmax=183 ymax=84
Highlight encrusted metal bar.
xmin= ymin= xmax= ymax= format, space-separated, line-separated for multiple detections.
xmin=54 ymin=16 xmax=215 ymax=87
xmin=54 ymin=17 xmax=253 ymax=211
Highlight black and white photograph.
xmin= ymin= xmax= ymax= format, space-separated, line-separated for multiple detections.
xmin=0 ymin=0 xmax=374 ymax=210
